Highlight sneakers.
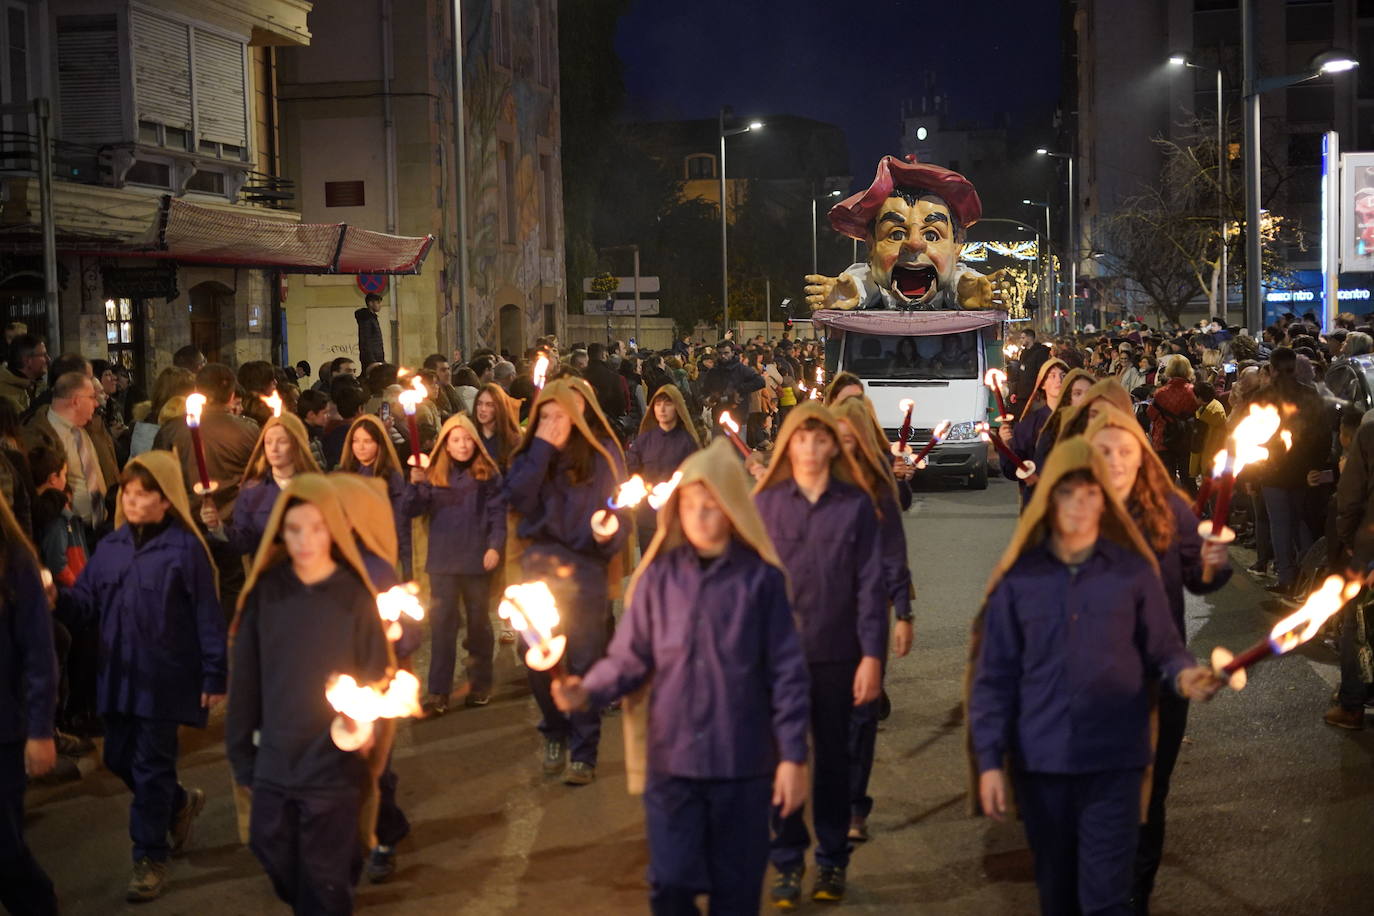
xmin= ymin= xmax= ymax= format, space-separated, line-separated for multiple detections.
xmin=366 ymin=845 xmax=397 ymax=883
xmin=847 ymin=816 xmax=869 ymax=842
xmin=564 ymin=761 xmax=595 ymax=785
xmin=464 ymin=691 xmax=491 ymax=708
xmin=422 ymin=693 xmax=449 ymax=717
xmin=1324 ymin=704 xmax=1365 ymax=730
xmin=126 ymin=857 xmax=168 ymax=903
xmin=812 ymin=865 xmax=847 ymax=903
xmin=54 ymin=729 xmax=95 ymax=756
xmin=169 ymin=787 xmax=205 ymax=855
xmin=542 ymin=737 xmax=568 ymax=776
xmin=770 ymin=865 xmax=805 ymax=910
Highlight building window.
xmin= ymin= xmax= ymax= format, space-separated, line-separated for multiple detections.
xmin=540 ymin=154 xmax=555 ymax=250
xmin=186 ymin=169 xmax=225 ymax=194
xmin=104 ymin=298 xmax=138 ymax=373
xmin=686 ymin=154 xmax=716 ymax=180
xmin=499 ymin=140 xmax=517 ymax=245
xmin=55 ymin=15 xmax=122 ymax=146
xmin=325 ymin=180 xmax=366 ymax=207
xmin=130 ymin=7 xmax=249 ymax=158
xmin=125 ymin=159 xmax=171 ymax=187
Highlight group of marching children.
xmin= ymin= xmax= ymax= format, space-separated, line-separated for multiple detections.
xmin=975 ymin=364 xmax=1234 ymax=915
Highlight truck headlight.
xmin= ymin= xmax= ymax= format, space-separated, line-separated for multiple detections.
xmin=944 ymin=421 xmax=980 ymax=442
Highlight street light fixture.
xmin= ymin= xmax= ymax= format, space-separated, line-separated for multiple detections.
xmin=811 ymin=188 xmax=843 ymax=275
xmin=1241 ymin=0 xmax=1358 ymax=332
xmin=1167 ymin=52 xmax=1230 ymax=322
xmin=719 ymin=109 xmax=763 ymax=336
xmin=1036 ymin=147 xmax=1079 ymax=329
xmin=1022 ymin=199 xmax=1055 ymax=326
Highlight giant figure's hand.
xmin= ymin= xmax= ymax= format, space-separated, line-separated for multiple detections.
xmin=804 ymin=272 xmax=862 ymax=311
xmin=958 ymin=268 xmax=1011 ymax=311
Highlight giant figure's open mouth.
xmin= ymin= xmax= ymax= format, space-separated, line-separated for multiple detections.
xmin=891 ymin=265 xmax=937 ymax=300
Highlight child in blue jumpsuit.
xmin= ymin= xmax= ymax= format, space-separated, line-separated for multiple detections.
xmin=968 ymin=438 xmax=1220 ymax=916
xmin=554 ymin=439 xmax=811 ymax=915
xmin=59 ymin=451 xmax=226 ymax=903
xmin=503 ymin=380 xmax=629 ymax=786
xmin=753 ymin=402 xmax=886 ymax=907
xmin=0 ymin=492 xmax=59 ymax=915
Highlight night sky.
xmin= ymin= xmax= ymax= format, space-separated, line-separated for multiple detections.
xmin=614 ymin=0 xmax=1067 ymax=191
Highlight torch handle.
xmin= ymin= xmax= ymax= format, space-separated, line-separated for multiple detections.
xmin=405 ymin=412 xmax=422 ymax=466
xmin=1211 ymin=472 xmax=1236 ymax=531
xmin=987 ymin=430 xmax=1029 ymax=474
xmin=912 ymin=436 xmax=940 ymax=466
xmin=725 ymin=429 xmax=751 ymax=458
xmin=188 ymin=425 xmax=212 ymax=492
xmin=1192 ymin=476 xmax=1215 ymax=518
xmin=1221 ymin=640 xmax=1274 ymax=678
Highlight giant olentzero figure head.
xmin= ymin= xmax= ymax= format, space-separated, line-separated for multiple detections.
xmin=818 ymin=154 xmax=1005 ymax=312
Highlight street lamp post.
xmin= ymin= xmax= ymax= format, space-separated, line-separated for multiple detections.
xmin=1037 ymin=148 xmax=1077 ymax=329
xmin=811 ymin=188 xmax=842 ymax=275
xmin=1240 ymin=0 xmax=1357 ymax=332
xmin=1169 ymin=55 xmax=1228 ymax=323
xmin=718 ymin=109 xmax=762 ymax=337
xmin=1023 ymin=198 xmax=1054 ymax=331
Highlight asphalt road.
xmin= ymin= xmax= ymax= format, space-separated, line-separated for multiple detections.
xmin=23 ymin=474 xmax=1374 ymax=914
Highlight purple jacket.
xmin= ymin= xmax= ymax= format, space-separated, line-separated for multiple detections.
xmin=627 ymin=425 xmax=698 ymax=483
xmin=61 ymin=521 xmax=226 ymax=728
xmin=969 ymin=538 xmax=1194 ymax=775
xmin=0 ymin=549 xmax=56 ymax=742
xmin=582 ymin=541 xmax=810 ymax=778
xmin=1149 ymin=492 xmax=1232 ymax=635
xmin=412 ymin=465 xmax=507 ymax=575
xmin=356 ymin=466 xmax=417 ymax=565
xmin=503 ymin=438 xmax=628 ymax=563
xmin=877 ymin=488 xmax=913 ymax=621
xmin=1003 ymin=404 xmax=1050 ymax=485
xmin=754 ymin=477 xmax=887 ymax=664
xmin=222 ymin=475 xmax=280 ymax=556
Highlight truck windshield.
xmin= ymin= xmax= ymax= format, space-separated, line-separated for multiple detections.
xmin=843 ymin=330 xmax=980 ymax=380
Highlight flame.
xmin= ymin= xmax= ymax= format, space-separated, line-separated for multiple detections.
xmin=975 ymin=420 xmax=992 ymax=439
xmin=1003 ymin=344 xmax=1021 ymax=360
xmin=1279 ymin=430 xmax=1292 ymax=450
xmin=609 ymin=474 xmax=650 ymax=509
xmin=1210 ymin=403 xmax=1283 ymax=477
xmin=720 ymin=412 xmax=741 ymax=435
xmin=815 ymin=366 xmax=825 ymax=386
xmin=647 ymin=471 xmax=683 ymax=510
xmin=983 ymin=368 xmax=1008 ymax=389
xmin=398 ymin=375 xmax=428 ymax=415
xmin=376 ymin=583 xmax=425 ymax=641
xmin=932 ymin=419 xmax=952 ymax=440
xmin=260 ymin=391 xmax=283 ymax=418
xmin=899 ymin=398 xmax=915 ymax=414
xmin=533 ymin=352 xmax=550 ymax=389
xmin=1268 ymin=575 xmax=1361 ymax=654
xmin=809 ymin=387 xmax=821 ymax=400
xmin=498 ymin=581 xmax=566 ymax=671
xmin=325 ymin=669 xmax=422 ymax=724
xmin=185 ymin=392 xmax=207 ymax=427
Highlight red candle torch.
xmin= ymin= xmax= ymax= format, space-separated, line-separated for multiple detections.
xmin=398 ymin=375 xmax=429 ymax=469
xmin=718 ymin=411 xmax=752 ymax=458
xmin=911 ymin=420 xmax=952 ymax=470
xmin=532 ymin=352 xmax=550 ymax=390
xmin=978 ymin=421 xmax=1035 ymax=480
xmin=1198 ymin=404 xmax=1282 ymax=581
xmin=897 ymin=398 xmax=916 ymax=450
xmin=184 ymin=393 xmax=216 ymax=496
xmin=983 ymin=368 xmax=1012 ymax=421
xmin=1211 ymin=575 xmax=1361 ymax=690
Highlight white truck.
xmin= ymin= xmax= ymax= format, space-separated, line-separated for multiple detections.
xmin=812 ymin=308 xmax=1004 ymax=489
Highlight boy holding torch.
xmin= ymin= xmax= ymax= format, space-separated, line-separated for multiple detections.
xmin=553 ymin=440 xmax=810 ymax=914
xmin=753 ymin=402 xmax=886 ymax=906
xmin=626 ymin=384 xmax=701 ymax=555
xmin=225 ymin=476 xmax=393 ymax=915
xmin=968 ymin=439 xmax=1221 ymax=916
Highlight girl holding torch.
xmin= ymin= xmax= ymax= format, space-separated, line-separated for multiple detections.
xmin=1083 ymin=406 xmax=1232 ymax=908
xmin=225 ymin=476 xmax=393 ymax=916
xmin=551 ymin=441 xmax=810 ymax=915
xmin=1031 ymin=368 xmax=1097 ymax=475
xmin=337 ymin=414 xmax=418 ymax=578
xmin=410 ymin=415 xmax=506 ymax=714
xmin=626 ymin=385 xmax=701 ymax=555
xmin=503 ymin=380 xmax=630 ymax=786
xmin=997 ymin=359 xmax=1068 ymax=505
xmin=968 ymin=439 xmax=1220 ymax=916
xmin=199 ymin=414 xmax=320 ymax=559
xmin=472 ymin=382 xmax=523 ymax=470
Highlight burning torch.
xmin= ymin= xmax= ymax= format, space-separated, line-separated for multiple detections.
xmin=398 ymin=375 xmax=430 ymax=470
xmin=376 ymin=583 xmax=425 ymax=643
xmin=718 ymin=411 xmax=752 ymax=458
xmin=260 ymin=391 xmax=283 ymax=419
xmin=812 ymin=366 xmax=825 ymax=400
xmin=184 ymin=393 xmax=216 ymax=496
xmin=1211 ymin=575 xmax=1361 ymax=690
xmin=498 ymin=581 xmax=567 ymax=678
xmin=984 ymin=368 xmax=1012 ymax=422
xmin=326 ymin=669 xmax=422 ymax=752
xmin=910 ymin=420 xmax=952 ymax=470
xmin=978 ymin=421 xmax=1035 ymax=480
xmin=590 ymin=471 xmax=683 ymax=539
xmin=1197 ymin=403 xmax=1282 ymax=582
xmin=533 ymin=352 xmax=550 ymax=390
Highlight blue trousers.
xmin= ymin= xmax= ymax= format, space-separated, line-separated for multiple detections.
xmin=848 ymin=697 xmax=879 ymax=820
xmin=102 ymin=713 xmax=185 ymax=863
xmin=249 ymin=781 xmax=363 ymax=916
xmin=524 ymin=551 xmax=608 ymax=766
xmin=0 ymin=741 xmax=57 ymax=916
xmin=644 ymin=773 xmax=772 ymax=915
xmin=427 ymin=572 xmax=493 ymax=696
xmin=1015 ymin=769 xmax=1143 ymax=916
xmin=1132 ymin=694 xmax=1188 ymax=912
xmin=1262 ymin=486 xmax=1313 ymax=587
xmin=771 ymin=661 xmax=856 ymax=871
xmin=375 ymin=757 xmax=409 ymax=848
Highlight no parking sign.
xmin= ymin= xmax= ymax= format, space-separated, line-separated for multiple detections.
xmin=356 ymin=274 xmax=388 ymax=295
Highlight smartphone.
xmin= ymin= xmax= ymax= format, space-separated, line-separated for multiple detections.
xmin=380 ymin=402 xmax=391 ymax=422
xmin=629 ymin=337 xmax=637 ymax=349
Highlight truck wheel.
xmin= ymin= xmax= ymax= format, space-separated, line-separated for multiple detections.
xmin=968 ymin=459 xmax=989 ymax=490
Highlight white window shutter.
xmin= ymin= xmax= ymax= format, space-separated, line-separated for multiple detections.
xmin=131 ymin=8 xmax=192 ymax=129
xmin=193 ymin=28 xmax=247 ymax=148
xmin=55 ymin=16 xmax=124 ymax=145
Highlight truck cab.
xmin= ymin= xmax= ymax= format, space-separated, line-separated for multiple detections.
xmin=815 ymin=309 xmax=1001 ymax=488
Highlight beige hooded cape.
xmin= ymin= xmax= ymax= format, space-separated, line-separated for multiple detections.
xmin=638 ymin=383 xmax=703 ymax=447
xmin=239 ymin=413 xmax=322 ymax=484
